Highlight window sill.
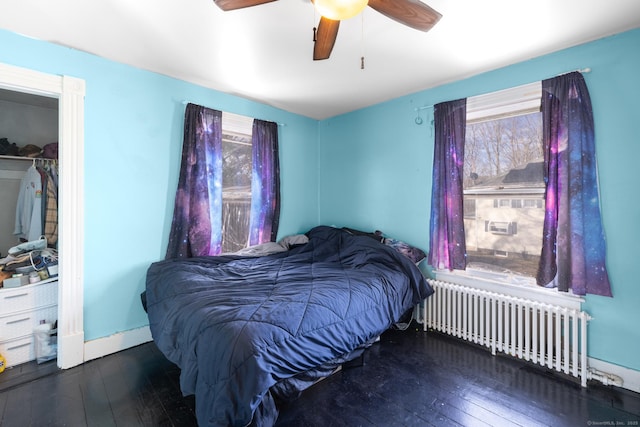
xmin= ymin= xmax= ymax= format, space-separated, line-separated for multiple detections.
xmin=432 ymin=269 xmax=584 ymax=311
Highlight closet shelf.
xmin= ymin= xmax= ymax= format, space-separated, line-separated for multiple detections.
xmin=0 ymin=155 xmax=55 ymax=162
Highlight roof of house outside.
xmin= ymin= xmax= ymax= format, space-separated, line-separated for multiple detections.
xmin=465 ymin=160 xmax=545 ymax=195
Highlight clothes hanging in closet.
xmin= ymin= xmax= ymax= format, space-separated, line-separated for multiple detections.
xmin=14 ymin=161 xmax=58 ymax=245
xmin=43 ymin=170 xmax=58 ymax=245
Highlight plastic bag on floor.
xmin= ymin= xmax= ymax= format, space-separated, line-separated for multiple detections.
xmin=34 ymin=323 xmax=57 ymax=363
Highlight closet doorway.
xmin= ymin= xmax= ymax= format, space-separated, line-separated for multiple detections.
xmin=0 ymin=62 xmax=85 ymax=370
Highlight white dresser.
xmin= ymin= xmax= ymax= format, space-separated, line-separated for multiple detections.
xmin=0 ymin=278 xmax=58 ymax=367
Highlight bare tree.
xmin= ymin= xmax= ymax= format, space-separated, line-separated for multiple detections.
xmin=501 ymin=114 xmax=542 ymax=168
xmin=465 ymin=112 xmax=542 ymax=184
xmin=464 ymin=125 xmax=482 ymax=188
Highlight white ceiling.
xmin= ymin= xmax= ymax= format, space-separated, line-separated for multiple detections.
xmin=1 ymin=0 xmax=639 ymax=120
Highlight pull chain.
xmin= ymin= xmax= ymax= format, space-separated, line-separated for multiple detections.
xmin=312 ymin=5 xmax=317 ymax=42
xmin=360 ymin=12 xmax=365 ymax=69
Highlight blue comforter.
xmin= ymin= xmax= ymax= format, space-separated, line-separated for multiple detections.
xmin=145 ymin=226 xmax=433 ymax=426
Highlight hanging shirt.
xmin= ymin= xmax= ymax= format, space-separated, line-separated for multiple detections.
xmin=43 ymin=167 xmax=58 ymax=246
xmin=14 ymin=165 xmax=43 ymax=241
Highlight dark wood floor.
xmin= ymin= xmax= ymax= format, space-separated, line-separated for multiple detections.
xmin=1 ymin=325 xmax=639 ymax=426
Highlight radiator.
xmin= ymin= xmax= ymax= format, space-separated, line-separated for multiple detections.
xmin=418 ymin=279 xmax=591 ymax=387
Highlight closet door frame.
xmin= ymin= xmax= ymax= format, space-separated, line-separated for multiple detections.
xmin=0 ymin=62 xmax=85 ymax=369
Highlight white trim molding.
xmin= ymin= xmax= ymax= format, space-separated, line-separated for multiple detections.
xmin=588 ymin=357 xmax=640 ymax=394
xmin=466 ymin=81 xmax=542 ymax=124
xmin=58 ymin=75 xmax=86 ymax=368
xmin=84 ymin=326 xmax=153 ymax=362
xmin=0 ymin=62 xmax=85 ymax=369
xmin=433 ymin=269 xmax=584 ymax=310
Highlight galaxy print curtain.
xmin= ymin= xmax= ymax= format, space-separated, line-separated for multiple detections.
xmin=537 ymin=72 xmax=612 ymax=296
xmin=166 ymin=104 xmax=223 ymax=259
xmin=428 ymin=98 xmax=467 ymax=271
xmin=248 ymin=119 xmax=280 ymax=246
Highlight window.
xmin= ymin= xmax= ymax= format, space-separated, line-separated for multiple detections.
xmin=523 ymin=199 xmax=542 ymax=209
xmin=431 ymin=73 xmax=610 ymax=297
xmin=463 ymin=198 xmax=476 ymax=219
xmin=221 ymin=112 xmax=253 ymax=253
xmin=166 ymin=105 xmax=280 ymax=259
xmin=463 ymin=82 xmax=544 ymax=279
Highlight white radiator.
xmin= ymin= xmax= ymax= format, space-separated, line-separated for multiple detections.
xmin=418 ymin=279 xmax=591 ymax=387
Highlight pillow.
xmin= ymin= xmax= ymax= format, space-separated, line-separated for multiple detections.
xmin=277 ymin=234 xmax=309 ymax=249
xmin=383 ymin=237 xmax=427 ymax=265
xmin=341 ymin=227 xmax=384 ymax=243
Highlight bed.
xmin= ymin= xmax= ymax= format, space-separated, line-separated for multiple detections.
xmin=145 ymin=225 xmax=433 ymax=426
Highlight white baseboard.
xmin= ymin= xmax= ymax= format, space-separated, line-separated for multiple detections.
xmin=83 ymin=326 xmax=152 ymax=363
xmin=57 ymin=331 xmax=85 ymax=369
xmin=588 ymin=357 xmax=640 ymax=394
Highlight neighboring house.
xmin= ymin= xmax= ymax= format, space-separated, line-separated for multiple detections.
xmin=463 ymin=160 xmax=545 ymax=259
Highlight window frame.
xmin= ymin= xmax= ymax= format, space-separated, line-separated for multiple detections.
xmin=433 ymin=82 xmax=583 ymax=308
xmin=220 ymin=112 xmax=254 ymax=253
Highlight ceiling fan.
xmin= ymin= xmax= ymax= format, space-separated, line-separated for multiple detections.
xmin=213 ymin=0 xmax=442 ymax=60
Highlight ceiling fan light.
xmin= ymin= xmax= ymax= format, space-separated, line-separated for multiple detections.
xmin=314 ymin=0 xmax=368 ymax=20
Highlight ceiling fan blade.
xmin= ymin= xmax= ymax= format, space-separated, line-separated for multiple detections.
xmin=313 ymin=17 xmax=340 ymax=61
xmin=367 ymin=0 xmax=441 ymax=32
xmin=214 ymin=0 xmax=277 ymax=11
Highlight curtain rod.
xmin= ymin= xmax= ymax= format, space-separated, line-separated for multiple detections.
xmin=558 ymin=67 xmax=591 ymax=75
xmin=548 ymin=67 xmax=592 ymax=80
xmin=181 ymin=100 xmax=285 ymax=126
xmin=412 ymin=67 xmax=592 ymax=114
xmin=414 ymin=105 xmax=433 ymax=112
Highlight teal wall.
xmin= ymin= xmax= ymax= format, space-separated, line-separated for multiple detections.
xmin=0 ymin=29 xmax=320 ymax=341
xmin=318 ymin=28 xmax=640 ymax=372
xmin=2 ymin=25 xmax=638 ymax=375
